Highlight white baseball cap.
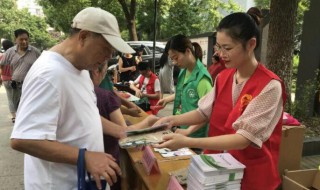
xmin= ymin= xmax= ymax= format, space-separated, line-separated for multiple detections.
xmin=71 ymin=7 xmax=135 ymax=54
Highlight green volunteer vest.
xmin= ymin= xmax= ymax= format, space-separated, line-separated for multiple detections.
xmin=173 ymin=59 xmax=212 ymax=138
xmin=100 ymin=75 xmax=114 ymax=91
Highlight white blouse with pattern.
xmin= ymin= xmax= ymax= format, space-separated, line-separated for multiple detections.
xmin=197 ymin=73 xmax=283 ymax=148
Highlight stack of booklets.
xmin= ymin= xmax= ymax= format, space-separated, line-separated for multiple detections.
xmin=187 ymin=153 xmax=246 ymax=190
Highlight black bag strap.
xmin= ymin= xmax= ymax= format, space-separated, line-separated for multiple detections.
xmin=77 ymin=148 xmax=107 ymax=190
xmin=77 ymin=148 xmax=86 ymax=190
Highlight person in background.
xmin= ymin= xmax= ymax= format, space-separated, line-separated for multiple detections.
xmin=99 ymin=64 xmax=141 ymax=117
xmin=134 ymin=45 xmax=144 ymax=63
xmin=0 ymin=29 xmax=41 ymax=123
xmin=118 ymin=53 xmax=137 ymax=82
xmin=130 ymin=61 xmax=161 ymax=112
xmin=0 ymin=39 xmax=15 ymax=123
xmin=90 ymin=61 xmax=158 ymax=190
xmin=208 ymin=53 xmax=226 ymax=84
xmin=159 ymin=40 xmax=175 ymax=98
xmin=10 ymin=7 xmax=135 ymax=189
xmin=156 ymin=35 xmax=212 ymax=151
xmin=154 ymin=12 xmax=286 ymax=190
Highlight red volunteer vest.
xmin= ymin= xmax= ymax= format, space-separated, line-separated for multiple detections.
xmin=139 ymin=72 xmax=159 ymax=107
xmin=205 ymin=64 xmax=286 ymax=190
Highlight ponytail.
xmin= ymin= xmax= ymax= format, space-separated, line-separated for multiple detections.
xmin=192 ymin=42 xmax=203 ymax=62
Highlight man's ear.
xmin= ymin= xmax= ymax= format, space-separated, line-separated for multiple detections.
xmin=93 ymin=69 xmax=100 ymax=76
xmin=78 ymin=30 xmax=91 ymax=47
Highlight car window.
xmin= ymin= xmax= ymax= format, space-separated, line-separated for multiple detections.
xmin=130 ymin=45 xmax=148 ymax=55
xmin=146 ymin=45 xmax=164 ymax=54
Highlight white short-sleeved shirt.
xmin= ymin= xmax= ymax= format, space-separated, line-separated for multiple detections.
xmin=11 ymin=51 xmax=104 ymax=190
xmin=133 ymin=74 xmax=160 ymax=94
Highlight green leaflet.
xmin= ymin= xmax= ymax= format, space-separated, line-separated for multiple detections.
xmin=200 ymin=155 xmax=226 ymax=169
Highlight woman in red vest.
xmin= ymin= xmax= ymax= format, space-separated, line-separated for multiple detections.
xmin=154 ymin=12 xmax=286 ymax=190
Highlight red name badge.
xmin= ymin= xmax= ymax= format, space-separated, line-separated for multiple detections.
xmin=141 ymin=146 xmax=160 ymax=175
xmin=167 ymin=176 xmax=184 ymax=190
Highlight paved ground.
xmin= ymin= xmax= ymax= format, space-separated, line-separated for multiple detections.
xmin=0 ymin=86 xmax=24 ymax=189
xmin=0 ymin=85 xmax=318 ymax=190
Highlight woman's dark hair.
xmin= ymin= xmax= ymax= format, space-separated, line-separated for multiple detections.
xmin=159 ymin=40 xmax=171 ymax=68
xmin=213 ymin=55 xmax=220 ymax=62
xmin=217 ymin=12 xmax=261 ymax=50
xmin=168 ymin=34 xmax=203 ymax=62
xmin=137 ymin=61 xmax=151 ymax=71
xmin=14 ymin=29 xmax=29 ymax=38
xmin=247 ymin=7 xmax=263 ymax=26
xmin=2 ymin=40 xmax=14 ymax=51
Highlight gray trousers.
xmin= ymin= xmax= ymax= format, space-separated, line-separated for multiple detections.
xmin=3 ymin=81 xmax=21 ymax=113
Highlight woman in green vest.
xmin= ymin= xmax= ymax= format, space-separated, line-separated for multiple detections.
xmin=157 ymin=34 xmax=213 ymax=145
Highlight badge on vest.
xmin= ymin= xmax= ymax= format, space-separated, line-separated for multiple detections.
xmin=187 ymin=89 xmax=196 ymax=98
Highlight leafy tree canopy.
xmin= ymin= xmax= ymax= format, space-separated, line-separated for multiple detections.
xmin=0 ymin=0 xmax=57 ymax=49
xmin=37 ymin=0 xmax=242 ymax=41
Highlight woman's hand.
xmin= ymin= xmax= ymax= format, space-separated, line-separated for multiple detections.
xmin=153 ymin=133 xmax=189 ymax=150
xmin=175 ymin=128 xmax=192 ymax=136
xmin=126 ymin=107 xmax=141 ymax=117
xmin=156 ymin=98 xmax=167 ymax=107
xmin=131 ymin=66 xmax=136 ymax=71
xmin=135 ymin=89 xmax=143 ymax=98
xmin=152 ymin=116 xmax=174 ymax=129
xmin=145 ymin=115 xmax=160 ymax=126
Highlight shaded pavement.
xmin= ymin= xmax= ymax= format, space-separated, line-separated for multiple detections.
xmin=0 ymin=85 xmax=24 ymax=189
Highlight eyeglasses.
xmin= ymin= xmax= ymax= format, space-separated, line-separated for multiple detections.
xmin=214 ymin=43 xmax=241 ymax=55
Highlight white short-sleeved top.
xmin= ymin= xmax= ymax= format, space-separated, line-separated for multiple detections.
xmin=197 ymin=73 xmax=283 ymax=148
xmin=133 ymin=74 xmax=161 ymax=94
xmin=11 ymin=51 xmax=104 ymax=190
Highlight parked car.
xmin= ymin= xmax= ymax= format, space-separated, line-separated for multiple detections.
xmin=107 ymin=41 xmax=165 ymax=74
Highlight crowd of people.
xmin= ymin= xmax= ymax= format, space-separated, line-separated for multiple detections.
xmin=0 ymin=5 xmax=287 ymax=190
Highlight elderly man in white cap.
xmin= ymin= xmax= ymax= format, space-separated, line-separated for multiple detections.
xmin=10 ymin=7 xmax=135 ymax=190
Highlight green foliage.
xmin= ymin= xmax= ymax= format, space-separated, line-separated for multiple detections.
xmin=291 ymin=54 xmax=299 ymax=92
xmin=295 ymin=0 xmax=310 ymax=50
xmin=157 ymin=0 xmax=242 ymax=39
xmin=37 ymin=0 xmax=242 ymax=41
xmin=38 ymin=0 xmax=122 ymax=34
xmin=292 ymin=69 xmax=320 ymax=121
xmin=254 ymin=0 xmax=270 ymax=9
xmin=0 ymin=0 xmax=57 ymax=49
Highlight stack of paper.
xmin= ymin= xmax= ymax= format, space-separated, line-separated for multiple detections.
xmin=119 ymin=123 xmax=171 ymax=148
xmin=187 ymin=153 xmax=245 ymax=190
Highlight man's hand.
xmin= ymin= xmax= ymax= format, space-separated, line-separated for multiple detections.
xmin=84 ymin=151 xmax=121 ymax=189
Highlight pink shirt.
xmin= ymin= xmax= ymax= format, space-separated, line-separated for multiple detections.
xmin=0 ymin=53 xmax=11 ymax=81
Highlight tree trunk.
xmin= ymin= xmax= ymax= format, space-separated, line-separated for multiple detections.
xmin=118 ymin=0 xmax=138 ymax=41
xmin=267 ymin=0 xmax=299 ymax=112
